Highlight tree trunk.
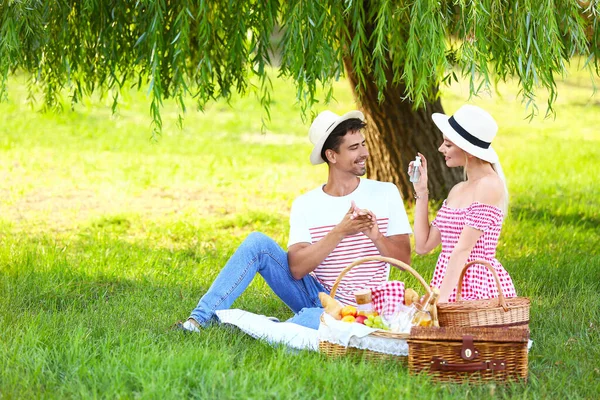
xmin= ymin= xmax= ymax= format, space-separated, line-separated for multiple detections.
xmin=343 ymin=59 xmax=462 ymax=203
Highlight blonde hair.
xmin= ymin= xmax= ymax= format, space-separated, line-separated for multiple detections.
xmin=491 ymin=160 xmax=509 ymax=217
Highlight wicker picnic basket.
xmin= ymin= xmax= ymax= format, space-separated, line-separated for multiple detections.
xmin=408 ymin=326 xmax=529 ymax=383
xmin=318 ymin=256 xmax=438 ymax=362
xmin=436 ymin=260 xmax=530 ymax=329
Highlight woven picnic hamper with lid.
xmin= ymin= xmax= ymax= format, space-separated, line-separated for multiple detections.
xmin=408 ymin=326 xmax=529 ymax=383
xmin=318 ymin=256 xmax=438 ymax=362
xmin=436 ymin=260 xmax=530 ymax=329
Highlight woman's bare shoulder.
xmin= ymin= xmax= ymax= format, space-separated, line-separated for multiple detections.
xmin=473 ymin=174 xmax=504 ymax=205
xmin=448 ymin=181 xmax=467 ymax=197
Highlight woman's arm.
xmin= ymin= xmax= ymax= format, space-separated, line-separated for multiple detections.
xmin=410 ymin=153 xmax=442 ymax=254
xmin=438 ymin=226 xmax=484 ymax=302
xmin=413 ymin=190 xmax=442 ymax=255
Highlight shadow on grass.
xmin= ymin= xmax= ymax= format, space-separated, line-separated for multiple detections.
xmin=511 ymin=203 xmax=600 ymax=231
xmin=0 ymin=230 xmax=294 ymax=325
xmin=510 ymin=185 xmax=600 ymax=232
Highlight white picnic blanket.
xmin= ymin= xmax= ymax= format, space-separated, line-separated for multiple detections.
xmin=216 ymin=309 xmax=532 ymax=355
xmin=215 ymin=309 xmax=319 ymax=351
xmin=215 ymin=309 xmax=408 ymax=355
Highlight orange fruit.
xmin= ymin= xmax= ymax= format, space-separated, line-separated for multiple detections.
xmin=341 ymin=305 xmax=358 ymax=318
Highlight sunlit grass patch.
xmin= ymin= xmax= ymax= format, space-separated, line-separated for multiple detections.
xmin=1 ymin=67 xmax=599 ymax=397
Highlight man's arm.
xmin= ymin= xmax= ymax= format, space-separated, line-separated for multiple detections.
xmin=287 ymin=236 xmax=341 ymax=280
xmin=371 ymin=233 xmax=411 ymax=266
xmin=372 ymin=182 xmax=413 ymax=265
xmin=357 ymin=203 xmax=411 ymax=266
xmin=287 ymin=205 xmax=375 ymax=280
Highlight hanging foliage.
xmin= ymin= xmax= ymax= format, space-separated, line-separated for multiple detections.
xmin=1 ymin=1 xmax=597 ymax=132
xmin=1 ymin=1 xmax=598 ymax=198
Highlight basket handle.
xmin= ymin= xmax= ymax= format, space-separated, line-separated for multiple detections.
xmin=329 ymin=255 xmax=433 ymax=301
xmin=430 ymin=357 xmax=507 ymax=372
xmin=455 ymin=259 xmax=509 ymax=311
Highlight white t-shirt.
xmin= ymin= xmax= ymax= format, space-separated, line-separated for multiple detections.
xmin=288 ymin=178 xmax=412 ymax=305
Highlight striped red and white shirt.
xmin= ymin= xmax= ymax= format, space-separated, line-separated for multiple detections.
xmin=288 ymin=179 xmax=412 ymax=305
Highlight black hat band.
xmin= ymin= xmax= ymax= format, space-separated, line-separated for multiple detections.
xmin=448 ymin=116 xmax=491 ymax=149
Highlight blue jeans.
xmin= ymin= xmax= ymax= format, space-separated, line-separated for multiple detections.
xmin=189 ymin=232 xmax=326 ymax=330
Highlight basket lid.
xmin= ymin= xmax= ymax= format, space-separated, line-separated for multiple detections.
xmin=436 ymin=296 xmax=530 ymax=312
xmin=409 ymin=326 xmax=529 ymax=342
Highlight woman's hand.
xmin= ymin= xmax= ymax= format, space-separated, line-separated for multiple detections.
xmin=408 ymin=152 xmax=428 ymax=195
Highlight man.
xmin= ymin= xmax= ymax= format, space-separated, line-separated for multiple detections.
xmin=177 ymin=110 xmax=411 ymax=332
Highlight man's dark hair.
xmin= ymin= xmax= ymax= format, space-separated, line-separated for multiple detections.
xmin=320 ymin=118 xmax=367 ymax=163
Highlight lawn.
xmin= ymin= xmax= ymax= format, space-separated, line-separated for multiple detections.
xmin=0 ymin=64 xmax=599 ymax=399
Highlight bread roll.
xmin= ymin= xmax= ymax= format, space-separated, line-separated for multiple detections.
xmin=404 ymin=288 xmax=420 ymax=306
xmin=319 ymin=292 xmax=343 ymax=320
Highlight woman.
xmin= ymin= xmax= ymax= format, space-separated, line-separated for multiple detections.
xmin=409 ymin=104 xmax=516 ymax=303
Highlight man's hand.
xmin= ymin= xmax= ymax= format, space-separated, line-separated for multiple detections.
xmin=332 ymin=202 xmax=375 ymax=237
xmin=288 ymin=202 xmax=375 ymax=280
xmin=360 ymin=209 xmax=382 ymax=241
xmin=349 ymin=201 xmax=381 ymax=241
xmin=350 ymin=201 xmax=411 ymax=265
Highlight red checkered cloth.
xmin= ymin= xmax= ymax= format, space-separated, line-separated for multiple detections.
xmin=371 ymin=281 xmax=405 ymax=320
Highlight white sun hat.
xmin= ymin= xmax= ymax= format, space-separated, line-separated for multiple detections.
xmin=308 ymin=110 xmax=365 ymax=165
xmin=432 ymin=105 xmax=499 ymax=163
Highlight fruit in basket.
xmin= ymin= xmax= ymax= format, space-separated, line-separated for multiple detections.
xmin=355 ymin=315 xmax=368 ymax=325
xmin=341 ymin=305 xmax=358 ymax=318
xmin=341 ymin=315 xmax=356 ymax=323
xmin=375 ymin=316 xmax=389 ymax=329
xmin=361 ymin=313 xmax=389 ymax=329
xmin=318 ymin=292 xmax=343 ymax=320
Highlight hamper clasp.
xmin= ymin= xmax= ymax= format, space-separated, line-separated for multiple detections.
xmin=460 ymin=334 xmax=479 ymax=360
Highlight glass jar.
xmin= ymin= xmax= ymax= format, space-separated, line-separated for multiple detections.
xmin=354 ymin=289 xmax=376 ymax=316
xmin=411 ymin=303 xmax=433 ymax=327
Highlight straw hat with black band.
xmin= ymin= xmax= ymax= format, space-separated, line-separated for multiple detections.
xmin=431 ymin=105 xmax=499 ymax=163
xmin=432 ymin=104 xmax=509 ymax=216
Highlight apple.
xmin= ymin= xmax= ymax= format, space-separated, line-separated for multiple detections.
xmin=355 ymin=315 xmax=368 ymax=325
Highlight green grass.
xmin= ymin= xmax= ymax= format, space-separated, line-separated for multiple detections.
xmin=1 ymin=65 xmax=599 ymax=399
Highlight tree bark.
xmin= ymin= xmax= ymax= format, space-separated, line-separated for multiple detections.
xmin=341 ymin=2 xmax=462 ymax=202
xmin=343 ymin=57 xmax=461 ymax=202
